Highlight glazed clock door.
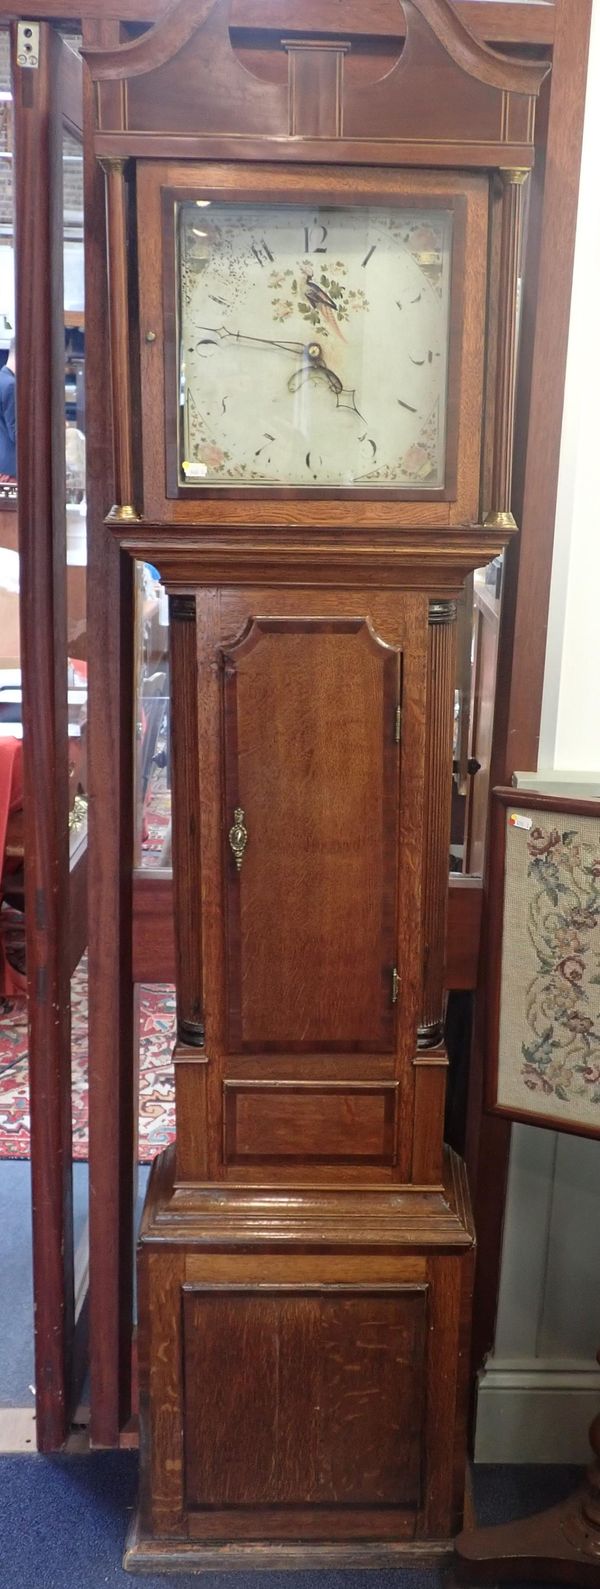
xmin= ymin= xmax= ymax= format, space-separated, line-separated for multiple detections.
xmin=221 ymin=616 xmax=402 ymax=1053
xmin=177 ymin=199 xmax=454 ymax=491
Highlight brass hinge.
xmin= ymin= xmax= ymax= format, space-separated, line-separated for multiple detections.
xmin=391 ymin=967 xmax=400 ymax=1004
xmin=395 ymin=704 xmax=402 ymax=743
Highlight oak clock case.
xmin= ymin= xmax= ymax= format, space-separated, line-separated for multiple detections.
xmin=85 ymin=0 xmax=547 ymax=1571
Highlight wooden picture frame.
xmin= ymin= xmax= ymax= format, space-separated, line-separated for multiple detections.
xmin=136 ymin=161 xmax=488 ymax=527
xmin=486 ymin=786 xmax=600 ymax=1141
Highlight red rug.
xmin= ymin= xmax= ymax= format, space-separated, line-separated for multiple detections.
xmin=0 ymin=956 xmax=176 ymax=1162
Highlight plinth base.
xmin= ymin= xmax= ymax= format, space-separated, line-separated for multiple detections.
xmin=125 ymin=1512 xmax=453 ymax=1573
xmin=455 ymin=1488 xmax=600 ymax=1587
xmin=129 ymin=1145 xmax=475 ymax=1572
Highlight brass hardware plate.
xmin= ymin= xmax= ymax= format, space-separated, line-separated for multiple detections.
xmin=229 ymin=808 xmax=248 ymax=872
xmin=16 ymin=22 xmax=40 ymax=69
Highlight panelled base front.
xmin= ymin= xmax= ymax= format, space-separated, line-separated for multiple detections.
xmin=129 ymin=1144 xmax=475 ymax=1571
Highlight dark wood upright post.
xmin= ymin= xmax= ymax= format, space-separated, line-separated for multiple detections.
xmin=83 ymin=19 xmax=137 ymax=1448
xmin=11 ymin=20 xmax=75 ymax=1453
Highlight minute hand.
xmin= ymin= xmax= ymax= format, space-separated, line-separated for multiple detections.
xmin=196 ymin=325 xmax=307 ymax=356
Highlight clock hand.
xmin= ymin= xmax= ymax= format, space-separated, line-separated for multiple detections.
xmin=288 ymin=342 xmax=344 ymax=397
xmin=195 ymin=324 xmax=307 ymax=357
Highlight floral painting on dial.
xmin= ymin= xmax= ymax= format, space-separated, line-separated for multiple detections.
xmin=497 ymin=806 xmax=600 ymax=1134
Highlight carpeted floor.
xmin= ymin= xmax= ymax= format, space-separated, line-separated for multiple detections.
xmin=0 ymin=1456 xmax=582 ymax=1589
xmin=0 ymin=960 xmax=176 ymax=1162
xmin=0 ymin=1160 xmax=90 ymax=1406
xmin=0 ymin=1160 xmax=150 ymax=1407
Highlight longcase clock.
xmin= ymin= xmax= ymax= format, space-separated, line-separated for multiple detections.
xmin=86 ymin=0 xmax=548 ymax=1569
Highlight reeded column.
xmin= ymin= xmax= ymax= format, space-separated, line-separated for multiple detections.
xmin=484 ymin=168 xmax=529 ymax=532
xmin=99 ymin=156 xmax=140 ymax=522
xmin=418 ymin=599 xmax=457 ymax=1049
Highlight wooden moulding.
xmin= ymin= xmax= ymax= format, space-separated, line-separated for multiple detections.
xmin=114 ymin=526 xmax=517 ymax=593
xmin=0 ymin=1 xmax=557 ymax=46
xmin=83 ymin=0 xmax=549 ymax=173
xmin=149 ymin=1140 xmax=474 ymax=1247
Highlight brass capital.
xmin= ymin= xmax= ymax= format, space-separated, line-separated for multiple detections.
xmin=428 ymin=599 xmax=457 ymax=626
xmin=98 ymin=156 xmax=127 ymax=177
xmin=500 ymin=167 xmax=530 ymax=186
xmin=483 ymin=509 xmax=518 ymax=532
xmin=106 ymin=502 xmax=141 ymax=523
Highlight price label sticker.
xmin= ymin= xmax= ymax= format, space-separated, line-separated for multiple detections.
xmin=509 ymin=812 xmax=533 ymax=831
xmin=182 ymin=459 xmax=208 ymax=479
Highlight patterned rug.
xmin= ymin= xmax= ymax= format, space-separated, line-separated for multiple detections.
xmin=142 ymin=786 xmax=171 ymax=868
xmin=0 ymin=956 xmax=176 ymax=1162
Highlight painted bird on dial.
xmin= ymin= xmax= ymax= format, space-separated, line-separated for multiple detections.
xmin=300 ymin=267 xmax=346 ymax=340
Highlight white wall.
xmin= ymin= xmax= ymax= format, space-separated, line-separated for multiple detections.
xmin=539 ymin=0 xmax=600 ymax=775
xmin=476 ymin=0 xmax=600 ymax=1464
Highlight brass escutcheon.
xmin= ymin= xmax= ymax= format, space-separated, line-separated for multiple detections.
xmin=229 ymin=808 xmax=248 ymax=872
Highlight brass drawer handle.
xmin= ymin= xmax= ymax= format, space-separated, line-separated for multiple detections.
xmin=229 ymin=807 xmax=248 ymax=872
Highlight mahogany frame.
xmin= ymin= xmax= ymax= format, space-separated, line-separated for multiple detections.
xmin=82 ymin=16 xmax=139 ymax=1448
xmin=10 ymin=23 xmax=88 ymax=1453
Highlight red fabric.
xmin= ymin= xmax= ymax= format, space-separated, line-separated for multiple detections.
xmin=0 ymin=737 xmax=23 ymax=852
xmin=0 ymin=663 xmax=86 ymax=993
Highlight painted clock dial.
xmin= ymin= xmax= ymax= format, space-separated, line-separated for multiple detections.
xmin=177 ymin=202 xmax=453 ymax=489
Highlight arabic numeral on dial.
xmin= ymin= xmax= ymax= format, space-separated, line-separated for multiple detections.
xmin=304 ymin=221 xmax=328 ymax=254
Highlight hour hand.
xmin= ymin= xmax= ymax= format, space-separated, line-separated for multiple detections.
xmin=195 ymin=324 xmax=306 ymax=357
xmin=288 ymin=342 xmax=343 ymax=397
